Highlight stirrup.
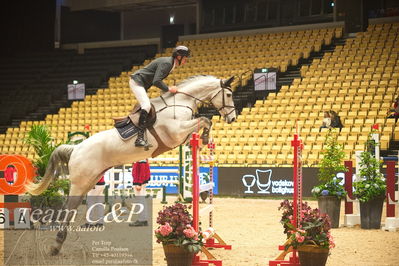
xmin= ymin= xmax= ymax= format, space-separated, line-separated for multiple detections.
xmin=135 ymin=139 xmax=153 ymax=150
xmin=135 ymin=138 xmax=147 ymax=147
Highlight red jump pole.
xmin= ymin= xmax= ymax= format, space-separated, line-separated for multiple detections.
xmin=386 ymin=161 xmax=396 ymax=218
xmin=291 ymin=133 xmax=302 ymax=265
xmin=269 ymin=133 xmax=302 ymax=266
xmin=190 ymin=132 xmax=200 ymax=232
xmin=191 ymin=133 xmax=222 ymax=266
xmin=344 ymin=160 xmax=353 ymax=215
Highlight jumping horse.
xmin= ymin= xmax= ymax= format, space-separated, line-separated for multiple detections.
xmin=25 ymin=75 xmax=237 ymax=255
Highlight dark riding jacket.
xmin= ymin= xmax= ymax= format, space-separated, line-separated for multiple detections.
xmin=131 ymin=57 xmax=174 ymax=92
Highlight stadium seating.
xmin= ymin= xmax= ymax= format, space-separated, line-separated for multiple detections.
xmin=0 ymin=45 xmax=156 ymax=127
xmin=212 ymin=22 xmax=398 ymax=166
xmin=0 ymin=23 xmax=397 ymax=167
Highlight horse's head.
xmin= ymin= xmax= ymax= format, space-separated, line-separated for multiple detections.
xmin=210 ymin=76 xmax=237 ymax=124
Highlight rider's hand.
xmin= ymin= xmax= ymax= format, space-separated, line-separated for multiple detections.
xmin=169 ymin=86 xmax=178 ymax=93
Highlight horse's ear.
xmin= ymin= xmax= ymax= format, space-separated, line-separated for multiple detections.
xmin=223 ymin=76 xmax=234 ymax=88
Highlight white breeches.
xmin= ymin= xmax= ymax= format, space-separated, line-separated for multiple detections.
xmin=134 ymin=184 xmax=148 ymax=221
xmin=86 ymin=185 xmax=105 ymax=224
xmin=129 ymin=79 xmax=151 ymax=112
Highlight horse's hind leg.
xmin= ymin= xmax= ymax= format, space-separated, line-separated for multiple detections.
xmin=50 ymin=185 xmax=85 ymax=256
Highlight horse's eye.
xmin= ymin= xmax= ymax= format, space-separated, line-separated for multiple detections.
xmin=227 ymin=94 xmax=232 ymax=97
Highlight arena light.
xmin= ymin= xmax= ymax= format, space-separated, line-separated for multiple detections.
xmin=73 ymin=80 xmax=78 ymax=85
xmin=169 ymin=15 xmax=174 ymax=24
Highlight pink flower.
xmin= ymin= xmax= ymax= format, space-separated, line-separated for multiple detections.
xmin=183 ymin=225 xmax=198 ymax=239
xmin=295 ymin=232 xmax=305 ymax=243
xmin=328 ymin=233 xmax=335 ymax=248
xmin=297 ymin=229 xmax=305 ymax=234
xmin=159 ymin=223 xmax=173 ymax=236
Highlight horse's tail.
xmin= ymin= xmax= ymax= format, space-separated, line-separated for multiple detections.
xmin=25 ymin=144 xmax=75 ymax=195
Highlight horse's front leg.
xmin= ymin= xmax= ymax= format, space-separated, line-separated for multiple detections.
xmin=179 ymin=117 xmax=212 ymax=144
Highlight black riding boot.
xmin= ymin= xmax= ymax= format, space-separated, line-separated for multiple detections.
xmin=135 ymin=109 xmax=149 ymax=148
xmin=138 ymin=109 xmax=149 ymax=128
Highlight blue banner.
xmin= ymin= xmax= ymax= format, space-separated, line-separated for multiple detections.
xmin=147 ymin=166 xmax=219 ymax=194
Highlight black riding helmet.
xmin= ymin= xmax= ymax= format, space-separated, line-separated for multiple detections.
xmin=172 ymin=45 xmax=191 ymax=58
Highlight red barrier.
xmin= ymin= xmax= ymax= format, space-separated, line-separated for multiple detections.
xmin=344 ymin=159 xmax=398 ymax=230
xmin=344 ymin=161 xmax=353 ymax=214
xmin=386 ymin=161 xmax=396 ymax=218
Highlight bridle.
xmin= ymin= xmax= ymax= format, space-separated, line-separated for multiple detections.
xmin=209 ymin=80 xmax=236 ymax=117
xmin=160 ymin=79 xmax=236 ymax=118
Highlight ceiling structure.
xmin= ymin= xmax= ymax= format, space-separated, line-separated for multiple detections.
xmin=64 ymin=0 xmax=197 ymax=12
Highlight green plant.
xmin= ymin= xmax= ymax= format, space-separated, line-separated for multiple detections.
xmin=353 ymin=132 xmax=386 ymax=203
xmin=24 ymin=124 xmax=58 ymax=176
xmin=29 ymin=179 xmax=70 ymax=209
xmin=312 ymin=129 xmax=347 ymax=198
xmin=279 ymin=200 xmax=335 ymax=250
xmin=24 ymin=125 xmax=70 ymax=206
xmin=318 ymin=129 xmax=347 ymax=183
xmin=155 ymin=203 xmax=203 ymax=253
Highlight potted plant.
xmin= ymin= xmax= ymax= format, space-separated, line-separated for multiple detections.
xmin=353 ymin=132 xmax=386 ymax=229
xmin=311 ymin=129 xmax=347 ymax=228
xmin=24 ymin=125 xmax=70 ymax=218
xmin=279 ymin=200 xmax=335 ymax=266
xmin=155 ymin=203 xmax=203 ymax=266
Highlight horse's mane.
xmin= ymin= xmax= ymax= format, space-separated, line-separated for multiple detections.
xmin=176 ymin=75 xmax=216 ymax=88
xmin=157 ymin=75 xmax=217 ymax=100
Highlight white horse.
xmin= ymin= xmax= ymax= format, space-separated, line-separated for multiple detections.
xmin=25 ymin=75 xmax=236 ymax=255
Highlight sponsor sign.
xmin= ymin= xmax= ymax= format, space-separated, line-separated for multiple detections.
xmin=104 ymin=166 xmax=219 ymax=195
xmin=218 ymin=167 xmax=319 ymax=197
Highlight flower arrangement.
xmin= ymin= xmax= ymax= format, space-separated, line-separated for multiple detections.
xmin=279 ymin=200 xmax=335 ymax=250
xmin=155 ymin=203 xmax=203 ymax=253
xmin=353 ymin=132 xmax=386 ymax=203
xmin=312 ymin=129 xmax=347 ymax=199
xmin=311 ymin=178 xmax=347 ymax=199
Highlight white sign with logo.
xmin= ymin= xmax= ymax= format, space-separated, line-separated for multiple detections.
xmin=242 ymin=169 xmax=294 ymax=195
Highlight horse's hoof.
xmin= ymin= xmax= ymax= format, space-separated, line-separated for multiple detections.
xmin=50 ymin=246 xmax=60 ymax=256
xmin=200 ymin=135 xmax=209 ymax=145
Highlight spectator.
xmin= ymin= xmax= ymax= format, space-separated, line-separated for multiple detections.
xmin=129 ymin=159 xmax=151 ymax=227
xmin=4 ymin=165 xmax=17 ymax=185
xmin=330 ymin=110 xmax=343 ymax=130
xmin=319 ymin=111 xmax=331 ymax=131
xmin=388 ymin=96 xmax=399 ymax=123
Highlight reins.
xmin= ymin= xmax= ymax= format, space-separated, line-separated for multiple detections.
xmin=157 ymin=79 xmax=236 ymax=118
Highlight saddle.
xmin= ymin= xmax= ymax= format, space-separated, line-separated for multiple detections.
xmin=113 ymin=104 xmax=157 ymax=140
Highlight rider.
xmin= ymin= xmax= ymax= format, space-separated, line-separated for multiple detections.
xmin=129 ymin=45 xmax=191 ymax=147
